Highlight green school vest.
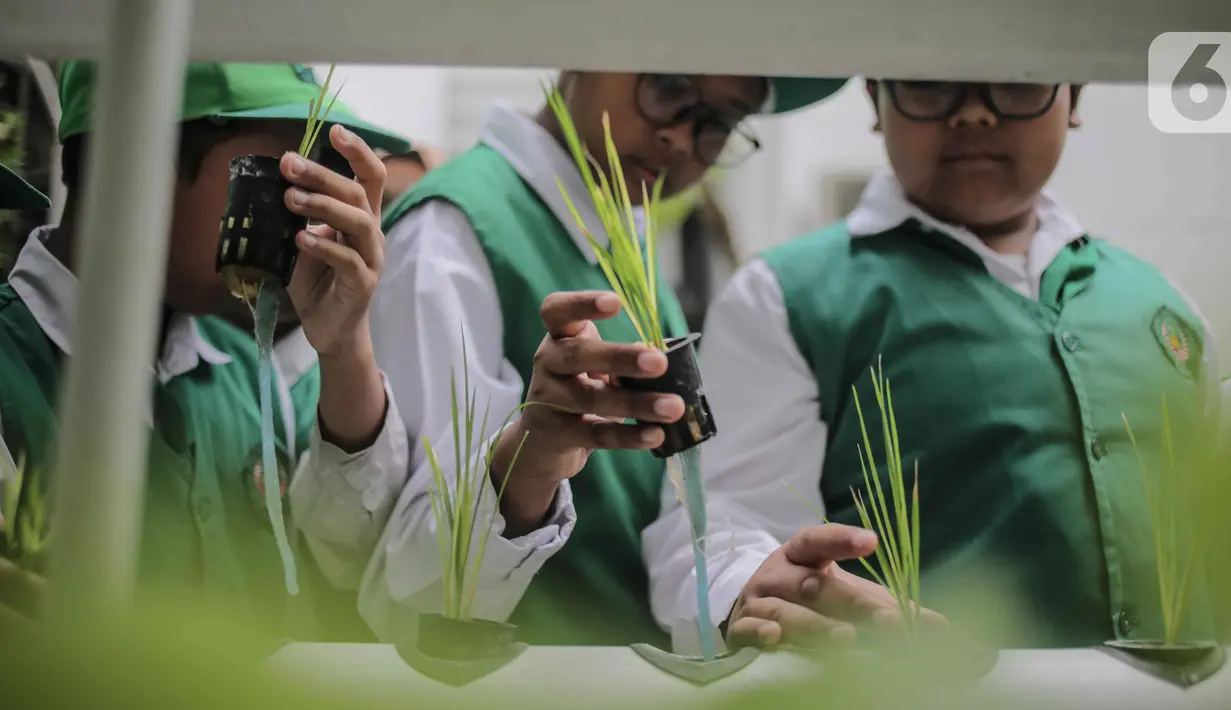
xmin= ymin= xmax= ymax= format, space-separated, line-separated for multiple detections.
xmin=763 ymin=221 xmax=1216 ymax=648
xmin=0 ymin=286 xmax=314 ymax=642
xmin=384 ymin=144 xmax=688 ymax=647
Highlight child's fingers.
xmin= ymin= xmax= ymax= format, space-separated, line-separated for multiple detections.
xmin=329 ymin=124 xmax=386 ymax=215
xmin=286 ymin=191 xmax=384 ymax=272
xmin=539 ymin=291 xmax=624 ymax=337
xmin=536 ymin=336 xmax=667 ymax=380
xmin=527 ymin=408 xmax=663 ymax=451
xmin=530 ymin=372 xmax=682 ymax=423
xmin=783 ymin=524 xmax=879 ymax=568
xmin=729 ymin=597 xmax=856 ymax=649
xmin=296 ymin=231 xmax=377 ymax=294
xmin=280 ymin=152 xmax=368 ymax=211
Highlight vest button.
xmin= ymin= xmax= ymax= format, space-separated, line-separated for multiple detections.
xmin=1061 ymin=332 xmax=1083 ymax=352
xmin=1090 ymin=435 xmax=1108 ymax=460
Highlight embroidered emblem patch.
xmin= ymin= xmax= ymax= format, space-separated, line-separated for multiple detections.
xmin=253 ymin=456 xmax=290 ymax=499
xmin=1151 ymin=306 xmax=1200 ymax=379
xmin=244 ymin=444 xmax=292 ymax=510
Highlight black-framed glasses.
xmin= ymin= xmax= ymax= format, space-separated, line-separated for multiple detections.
xmin=635 ymin=74 xmax=762 ymax=168
xmin=885 ymin=81 xmax=1061 ymax=121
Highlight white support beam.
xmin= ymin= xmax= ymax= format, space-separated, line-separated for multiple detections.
xmin=1 ymin=0 xmax=1228 ymax=83
xmin=44 ymin=0 xmax=194 ymax=629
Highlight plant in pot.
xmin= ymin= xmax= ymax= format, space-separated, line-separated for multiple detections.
xmin=394 ymin=336 xmax=534 ymax=687
xmin=541 ymin=83 xmax=753 ymax=685
xmin=0 ymin=451 xmax=50 ymax=630
xmin=788 ymin=360 xmax=996 ymax=681
xmin=213 ymin=64 xmax=342 ymax=598
xmin=1102 ymin=394 xmax=1226 ymax=687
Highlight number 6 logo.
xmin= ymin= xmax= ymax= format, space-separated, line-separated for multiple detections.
xmin=1172 ymin=44 xmax=1228 ymax=122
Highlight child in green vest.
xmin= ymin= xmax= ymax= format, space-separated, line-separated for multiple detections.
xmin=360 ymin=73 xmax=850 ymax=647
xmin=0 ymin=162 xmax=51 ymax=630
xmin=0 ymin=63 xmax=414 ymax=640
xmin=645 ymin=80 xmax=1222 ymax=652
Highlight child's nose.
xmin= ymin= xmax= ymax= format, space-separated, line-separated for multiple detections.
xmin=657 ymin=123 xmax=696 ymax=161
xmin=949 ymin=90 xmax=998 ymax=129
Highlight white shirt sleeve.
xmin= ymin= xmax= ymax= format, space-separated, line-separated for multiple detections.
xmin=288 ymin=370 xmax=412 ymax=590
xmin=356 ymin=200 xmax=577 ymax=641
xmin=642 ymin=257 xmax=828 ymax=655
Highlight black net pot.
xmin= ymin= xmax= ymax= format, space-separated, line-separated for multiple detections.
xmin=621 ymin=333 xmax=717 ymax=458
xmin=215 ymin=154 xmax=307 ymax=298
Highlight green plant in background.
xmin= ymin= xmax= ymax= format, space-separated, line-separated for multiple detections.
xmin=1123 ymin=394 xmax=1198 ymax=645
xmin=0 ymin=108 xmax=27 ymax=272
xmin=425 ymin=335 xmax=531 ymax=621
xmin=1 ymin=451 xmax=49 ymax=569
xmin=788 ymin=358 xmax=921 ymax=633
xmin=543 ymin=82 xmax=667 ymax=351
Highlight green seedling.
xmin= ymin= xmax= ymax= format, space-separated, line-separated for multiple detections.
xmin=543 ymin=82 xmax=667 ymax=351
xmin=1123 ymin=393 xmax=1198 ymax=645
xmin=788 ymin=358 xmax=921 ymax=633
xmin=2 ymin=452 xmax=50 ymax=568
xmin=298 ymin=63 xmax=343 ymax=158
xmin=425 ymin=334 xmax=532 ymax=621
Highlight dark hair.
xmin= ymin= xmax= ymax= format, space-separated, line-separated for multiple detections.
xmin=59 ymin=117 xmax=254 ymax=192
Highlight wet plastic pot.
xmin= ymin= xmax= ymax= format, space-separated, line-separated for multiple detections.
xmin=1101 ymin=639 xmax=1226 ymax=688
xmin=620 ymin=333 xmax=717 ymax=458
xmin=215 ymin=154 xmax=306 ymax=296
xmin=416 ymin=612 xmax=517 ymax=661
xmin=629 ymin=643 xmax=760 ymax=685
xmin=395 ymin=612 xmax=527 ymax=687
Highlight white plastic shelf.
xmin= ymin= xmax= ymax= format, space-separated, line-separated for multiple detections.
xmin=266 ymin=644 xmax=1231 ymax=710
xmin=2 ymin=0 xmax=1230 ymax=82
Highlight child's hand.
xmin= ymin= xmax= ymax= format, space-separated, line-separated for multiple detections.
xmin=282 ymin=124 xmax=387 ymax=359
xmin=489 ymin=291 xmax=686 ymax=535
xmin=725 ymin=524 xmax=947 ymax=649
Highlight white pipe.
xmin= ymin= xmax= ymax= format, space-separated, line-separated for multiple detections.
xmin=44 ymin=0 xmax=194 ymax=629
xmin=24 ymin=57 xmax=65 ymax=224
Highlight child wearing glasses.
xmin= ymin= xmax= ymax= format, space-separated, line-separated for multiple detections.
xmin=358 ymin=73 xmax=849 ymax=648
xmin=645 ymin=80 xmax=1222 ymax=652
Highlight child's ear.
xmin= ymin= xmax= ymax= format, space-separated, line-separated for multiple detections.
xmin=1068 ymin=84 xmax=1085 ymax=129
xmin=865 ymin=79 xmax=882 ymax=132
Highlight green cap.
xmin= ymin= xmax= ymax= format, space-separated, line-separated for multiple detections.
xmin=0 ymin=163 xmax=51 ymax=211
xmin=58 ymin=62 xmax=411 ymax=155
xmin=766 ymin=77 xmax=850 ymax=114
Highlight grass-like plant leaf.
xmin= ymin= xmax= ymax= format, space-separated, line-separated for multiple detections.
xmin=786 ymin=358 xmax=921 ymax=633
xmin=425 ymin=334 xmax=533 ymax=621
xmin=1 ymin=452 xmax=50 ymax=568
xmin=298 ymin=64 xmax=344 ymax=158
xmin=542 ymin=82 xmax=667 ymax=351
xmin=1123 ymin=393 xmax=1198 ymax=645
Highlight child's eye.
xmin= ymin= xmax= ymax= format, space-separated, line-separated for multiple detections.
xmin=650 ymin=74 xmax=695 ymax=99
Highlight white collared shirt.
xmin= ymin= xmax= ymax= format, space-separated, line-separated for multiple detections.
xmin=642 ymin=170 xmax=1221 ymax=655
xmin=0 ymin=228 xmax=413 ymax=597
xmin=359 ymin=103 xmax=612 ymax=638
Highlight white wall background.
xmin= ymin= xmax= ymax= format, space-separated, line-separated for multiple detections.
xmin=324 ymin=65 xmax=1231 ymax=375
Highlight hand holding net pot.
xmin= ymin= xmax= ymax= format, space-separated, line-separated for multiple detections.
xmin=215 ymin=154 xmax=308 ymax=297
xmin=216 ymin=65 xmax=341 ymax=299
xmin=619 ymin=333 xmax=717 ymax=458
